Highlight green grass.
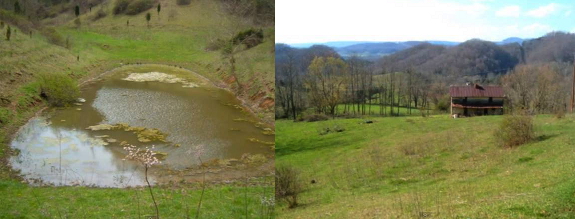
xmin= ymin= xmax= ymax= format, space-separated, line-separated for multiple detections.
xmin=335 ymin=104 xmax=427 ymax=116
xmin=276 ymin=114 xmax=575 ymax=218
xmin=0 ymin=179 xmax=274 ymax=218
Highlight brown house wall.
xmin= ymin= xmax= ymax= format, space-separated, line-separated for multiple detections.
xmin=450 ymin=97 xmax=504 ymax=117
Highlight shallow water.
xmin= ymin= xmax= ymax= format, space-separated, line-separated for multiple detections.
xmin=9 ymin=65 xmax=274 ymax=187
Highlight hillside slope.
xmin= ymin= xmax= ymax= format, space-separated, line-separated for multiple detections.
xmin=0 ymin=0 xmax=274 ymax=126
xmin=276 ymin=115 xmax=575 ymax=218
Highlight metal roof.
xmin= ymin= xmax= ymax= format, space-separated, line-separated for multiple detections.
xmin=449 ymin=84 xmax=504 ymax=98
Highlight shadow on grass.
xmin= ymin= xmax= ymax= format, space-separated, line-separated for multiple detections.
xmin=275 ymin=132 xmax=365 ymax=157
xmin=290 ymin=200 xmax=320 ymax=210
xmin=535 ymin=134 xmax=558 ymax=142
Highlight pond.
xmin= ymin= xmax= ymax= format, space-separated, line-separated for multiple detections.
xmin=9 ymin=64 xmax=274 ymax=187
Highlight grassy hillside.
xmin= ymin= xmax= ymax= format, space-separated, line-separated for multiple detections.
xmin=1 ymin=0 xmax=274 ymax=122
xmin=0 ymin=0 xmax=274 ymax=217
xmin=276 ymin=115 xmax=575 ymax=218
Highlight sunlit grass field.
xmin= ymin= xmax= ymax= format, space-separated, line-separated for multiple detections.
xmin=335 ymin=104 xmax=425 ymax=116
xmin=0 ymin=178 xmax=274 ymax=218
xmin=276 ymin=114 xmax=575 ymax=218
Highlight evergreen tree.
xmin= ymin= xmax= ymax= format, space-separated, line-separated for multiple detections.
xmin=14 ymin=1 xmax=21 ymax=14
xmin=145 ymin=13 xmax=151 ymax=28
xmin=6 ymin=26 xmax=11 ymax=41
xmin=75 ymin=5 xmax=80 ymax=17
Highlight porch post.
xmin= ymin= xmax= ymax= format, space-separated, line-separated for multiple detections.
xmin=450 ymin=97 xmax=453 ymax=117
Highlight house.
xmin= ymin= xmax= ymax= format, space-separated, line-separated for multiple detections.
xmin=449 ymin=83 xmax=504 ymax=117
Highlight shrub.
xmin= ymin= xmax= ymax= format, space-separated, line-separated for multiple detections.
xmin=435 ymin=94 xmax=450 ymax=112
xmin=242 ymin=34 xmax=263 ymax=48
xmin=231 ymin=28 xmax=263 ymax=48
xmin=275 ymin=165 xmax=301 ymax=208
xmin=113 ymin=0 xmax=131 ymax=15
xmin=126 ymin=0 xmax=154 ymax=15
xmin=495 ymin=113 xmax=534 ymax=148
xmin=176 ymin=0 xmax=192 ymax=6
xmin=303 ymin=114 xmax=328 ymax=122
xmin=38 ymin=73 xmax=80 ymax=107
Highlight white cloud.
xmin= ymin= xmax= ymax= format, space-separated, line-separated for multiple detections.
xmin=527 ymin=3 xmax=559 ymax=18
xmin=276 ymin=0 xmax=565 ymax=43
xmin=496 ymin=5 xmax=521 ymax=17
xmin=523 ymin=23 xmax=552 ymax=33
xmin=276 ymin=0 xmax=491 ymax=43
xmin=566 ymin=10 xmax=573 ymax=16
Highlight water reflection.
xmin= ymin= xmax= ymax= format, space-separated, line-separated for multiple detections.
xmin=10 ymin=118 xmax=148 ymax=187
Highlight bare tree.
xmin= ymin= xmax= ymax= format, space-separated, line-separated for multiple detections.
xmin=503 ymin=63 xmax=569 ymax=114
xmin=306 ymin=56 xmax=348 ymax=115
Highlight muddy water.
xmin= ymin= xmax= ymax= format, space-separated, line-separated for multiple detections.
xmin=9 ymin=65 xmax=274 ymax=187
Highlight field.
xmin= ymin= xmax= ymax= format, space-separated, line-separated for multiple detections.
xmin=0 ymin=0 xmax=274 ymax=217
xmin=335 ymin=104 xmax=426 ymax=117
xmin=0 ymin=178 xmax=274 ymax=218
xmin=276 ymin=114 xmax=575 ymax=218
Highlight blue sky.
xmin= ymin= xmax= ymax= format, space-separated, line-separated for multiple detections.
xmin=276 ymin=0 xmax=575 ymax=44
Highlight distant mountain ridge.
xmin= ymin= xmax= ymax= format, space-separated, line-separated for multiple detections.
xmin=376 ymin=32 xmax=574 ymax=77
xmin=276 ymin=31 xmax=575 ymax=79
xmin=287 ymin=38 xmax=527 ymax=60
xmin=289 ymin=41 xmax=376 ymax=48
xmin=498 ymin=37 xmax=524 ymax=45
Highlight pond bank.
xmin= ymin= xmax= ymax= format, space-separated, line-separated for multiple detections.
xmin=80 ymin=62 xmax=274 ymax=127
xmin=1 ymin=63 xmax=274 ymax=187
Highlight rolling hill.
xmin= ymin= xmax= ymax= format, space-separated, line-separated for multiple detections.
xmin=375 ymin=32 xmax=574 ymax=78
xmin=276 ymin=114 xmax=575 ymax=218
xmin=286 ymin=37 xmax=533 ymax=60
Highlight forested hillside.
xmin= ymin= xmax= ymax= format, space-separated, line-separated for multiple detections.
xmin=376 ymin=32 xmax=575 ymax=78
xmin=275 ymin=31 xmax=575 ymax=120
